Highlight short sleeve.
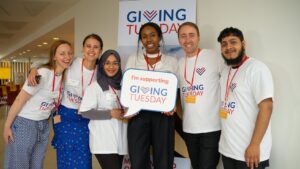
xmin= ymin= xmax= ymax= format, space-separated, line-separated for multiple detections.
xmin=125 ymin=55 xmax=136 ymax=70
xmin=217 ymin=53 xmax=226 ymax=75
xmin=250 ymin=63 xmax=274 ymax=104
xmin=22 ymin=68 xmax=49 ymax=95
xmin=79 ymin=82 xmax=99 ymax=112
xmin=170 ymin=56 xmax=179 ymax=75
xmin=176 ymin=65 xmax=180 ymax=81
xmin=30 ymin=60 xmax=48 ymax=69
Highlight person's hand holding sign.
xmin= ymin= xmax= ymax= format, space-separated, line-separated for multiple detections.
xmin=111 ymin=108 xmax=125 ymax=120
xmin=120 ymin=69 xmax=178 ymax=118
xmin=163 ymin=107 xmax=177 ymax=116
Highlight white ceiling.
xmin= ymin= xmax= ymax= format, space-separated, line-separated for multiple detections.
xmin=0 ymin=0 xmax=79 ymax=61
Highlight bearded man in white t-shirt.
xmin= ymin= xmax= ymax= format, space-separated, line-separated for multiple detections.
xmin=177 ymin=22 xmax=224 ymax=169
xmin=217 ymin=27 xmax=274 ymax=169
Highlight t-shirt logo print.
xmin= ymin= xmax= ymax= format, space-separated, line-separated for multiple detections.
xmin=196 ymin=67 xmax=206 ymax=76
xmin=230 ymin=83 xmax=237 ymax=92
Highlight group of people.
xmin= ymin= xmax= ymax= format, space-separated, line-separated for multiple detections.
xmin=3 ymin=21 xmax=274 ymax=169
xmin=177 ymin=23 xmax=273 ymax=169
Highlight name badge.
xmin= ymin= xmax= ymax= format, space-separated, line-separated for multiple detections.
xmin=66 ymin=78 xmax=79 ymax=87
xmin=219 ymin=108 xmax=228 ymax=119
xmin=185 ymin=95 xmax=196 ymax=104
xmin=53 ymin=115 xmax=61 ymax=124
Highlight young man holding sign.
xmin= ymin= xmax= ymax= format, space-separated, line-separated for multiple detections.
xmin=177 ymin=22 xmax=224 ymax=169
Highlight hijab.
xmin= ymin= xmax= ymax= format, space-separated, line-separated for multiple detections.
xmin=97 ymin=49 xmax=122 ymax=91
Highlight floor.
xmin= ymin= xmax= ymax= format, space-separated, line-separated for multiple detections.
xmin=0 ymin=105 xmax=102 ymax=169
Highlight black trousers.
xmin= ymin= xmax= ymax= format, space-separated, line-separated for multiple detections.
xmin=94 ymin=154 xmax=124 ymax=169
xmin=128 ymin=110 xmax=175 ymax=169
xmin=222 ymin=155 xmax=269 ymax=169
xmin=183 ymin=131 xmax=221 ymax=169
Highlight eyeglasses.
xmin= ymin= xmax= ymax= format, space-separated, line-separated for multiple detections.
xmin=104 ymin=61 xmax=120 ymax=67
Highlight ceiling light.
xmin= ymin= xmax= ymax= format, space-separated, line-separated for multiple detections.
xmin=37 ymin=44 xmax=42 ymax=47
xmin=43 ymin=42 xmax=48 ymax=45
xmin=53 ymin=37 xmax=60 ymax=40
xmin=13 ymin=59 xmax=17 ymax=62
xmin=27 ymin=49 xmax=31 ymax=52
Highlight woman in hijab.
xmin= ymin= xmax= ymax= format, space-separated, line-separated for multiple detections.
xmin=79 ymin=49 xmax=127 ymax=169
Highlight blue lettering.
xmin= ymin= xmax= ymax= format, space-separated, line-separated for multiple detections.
xmin=227 ymin=102 xmax=235 ymax=109
xmin=128 ymin=9 xmax=186 ymax=23
xmin=182 ymin=84 xmax=204 ymax=92
xmin=162 ymin=9 xmax=174 ymax=21
xmin=161 ymin=89 xmax=168 ymax=96
xmin=176 ymin=9 xmax=186 ymax=20
xmin=127 ymin=11 xmax=141 ymax=22
xmin=152 ymin=88 xmax=161 ymax=96
xmin=130 ymin=85 xmax=139 ymax=93
xmin=41 ymin=102 xmax=48 ymax=106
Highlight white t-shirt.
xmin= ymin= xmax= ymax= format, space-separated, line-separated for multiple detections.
xmin=219 ymin=57 xmax=274 ymax=161
xmin=61 ymin=57 xmax=97 ymax=109
xmin=18 ymin=68 xmax=63 ymax=120
xmin=79 ymin=82 xmax=128 ymax=155
xmin=178 ymin=49 xmax=224 ymax=133
xmin=125 ymin=52 xmax=178 ymax=74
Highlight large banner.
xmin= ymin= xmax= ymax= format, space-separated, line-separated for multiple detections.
xmin=118 ymin=0 xmax=196 ymax=67
xmin=118 ymin=1 xmax=196 ymax=168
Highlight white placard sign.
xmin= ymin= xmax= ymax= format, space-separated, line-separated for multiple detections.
xmin=120 ymin=69 xmax=178 ymax=117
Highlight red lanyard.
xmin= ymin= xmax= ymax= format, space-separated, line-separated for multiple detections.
xmin=184 ymin=48 xmax=201 ymax=87
xmin=81 ymin=60 xmax=96 ymax=96
xmin=224 ymin=56 xmax=249 ymax=103
xmin=52 ymin=69 xmax=63 ymax=112
xmin=109 ymin=86 xmax=124 ymax=111
xmin=144 ymin=51 xmax=161 ymax=71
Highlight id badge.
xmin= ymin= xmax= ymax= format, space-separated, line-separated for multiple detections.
xmin=53 ymin=115 xmax=61 ymax=124
xmin=122 ymin=118 xmax=129 ymax=123
xmin=185 ymin=95 xmax=196 ymax=104
xmin=219 ymin=108 xmax=229 ymax=119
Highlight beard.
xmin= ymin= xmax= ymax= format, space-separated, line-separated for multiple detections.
xmin=222 ymin=47 xmax=245 ymax=66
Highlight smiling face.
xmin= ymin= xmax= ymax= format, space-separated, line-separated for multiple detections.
xmin=53 ymin=43 xmax=73 ymax=73
xmin=220 ymin=35 xmax=245 ymax=66
xmin=140 ymin=25 xmax=161 ymax=54
xmin=178 ymin=25 xmax=200 ymax=57
xmin=82 ymin=37 xmax=102 ymax=62
xmin=103 ymin=54 xmax=120 ymax=77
